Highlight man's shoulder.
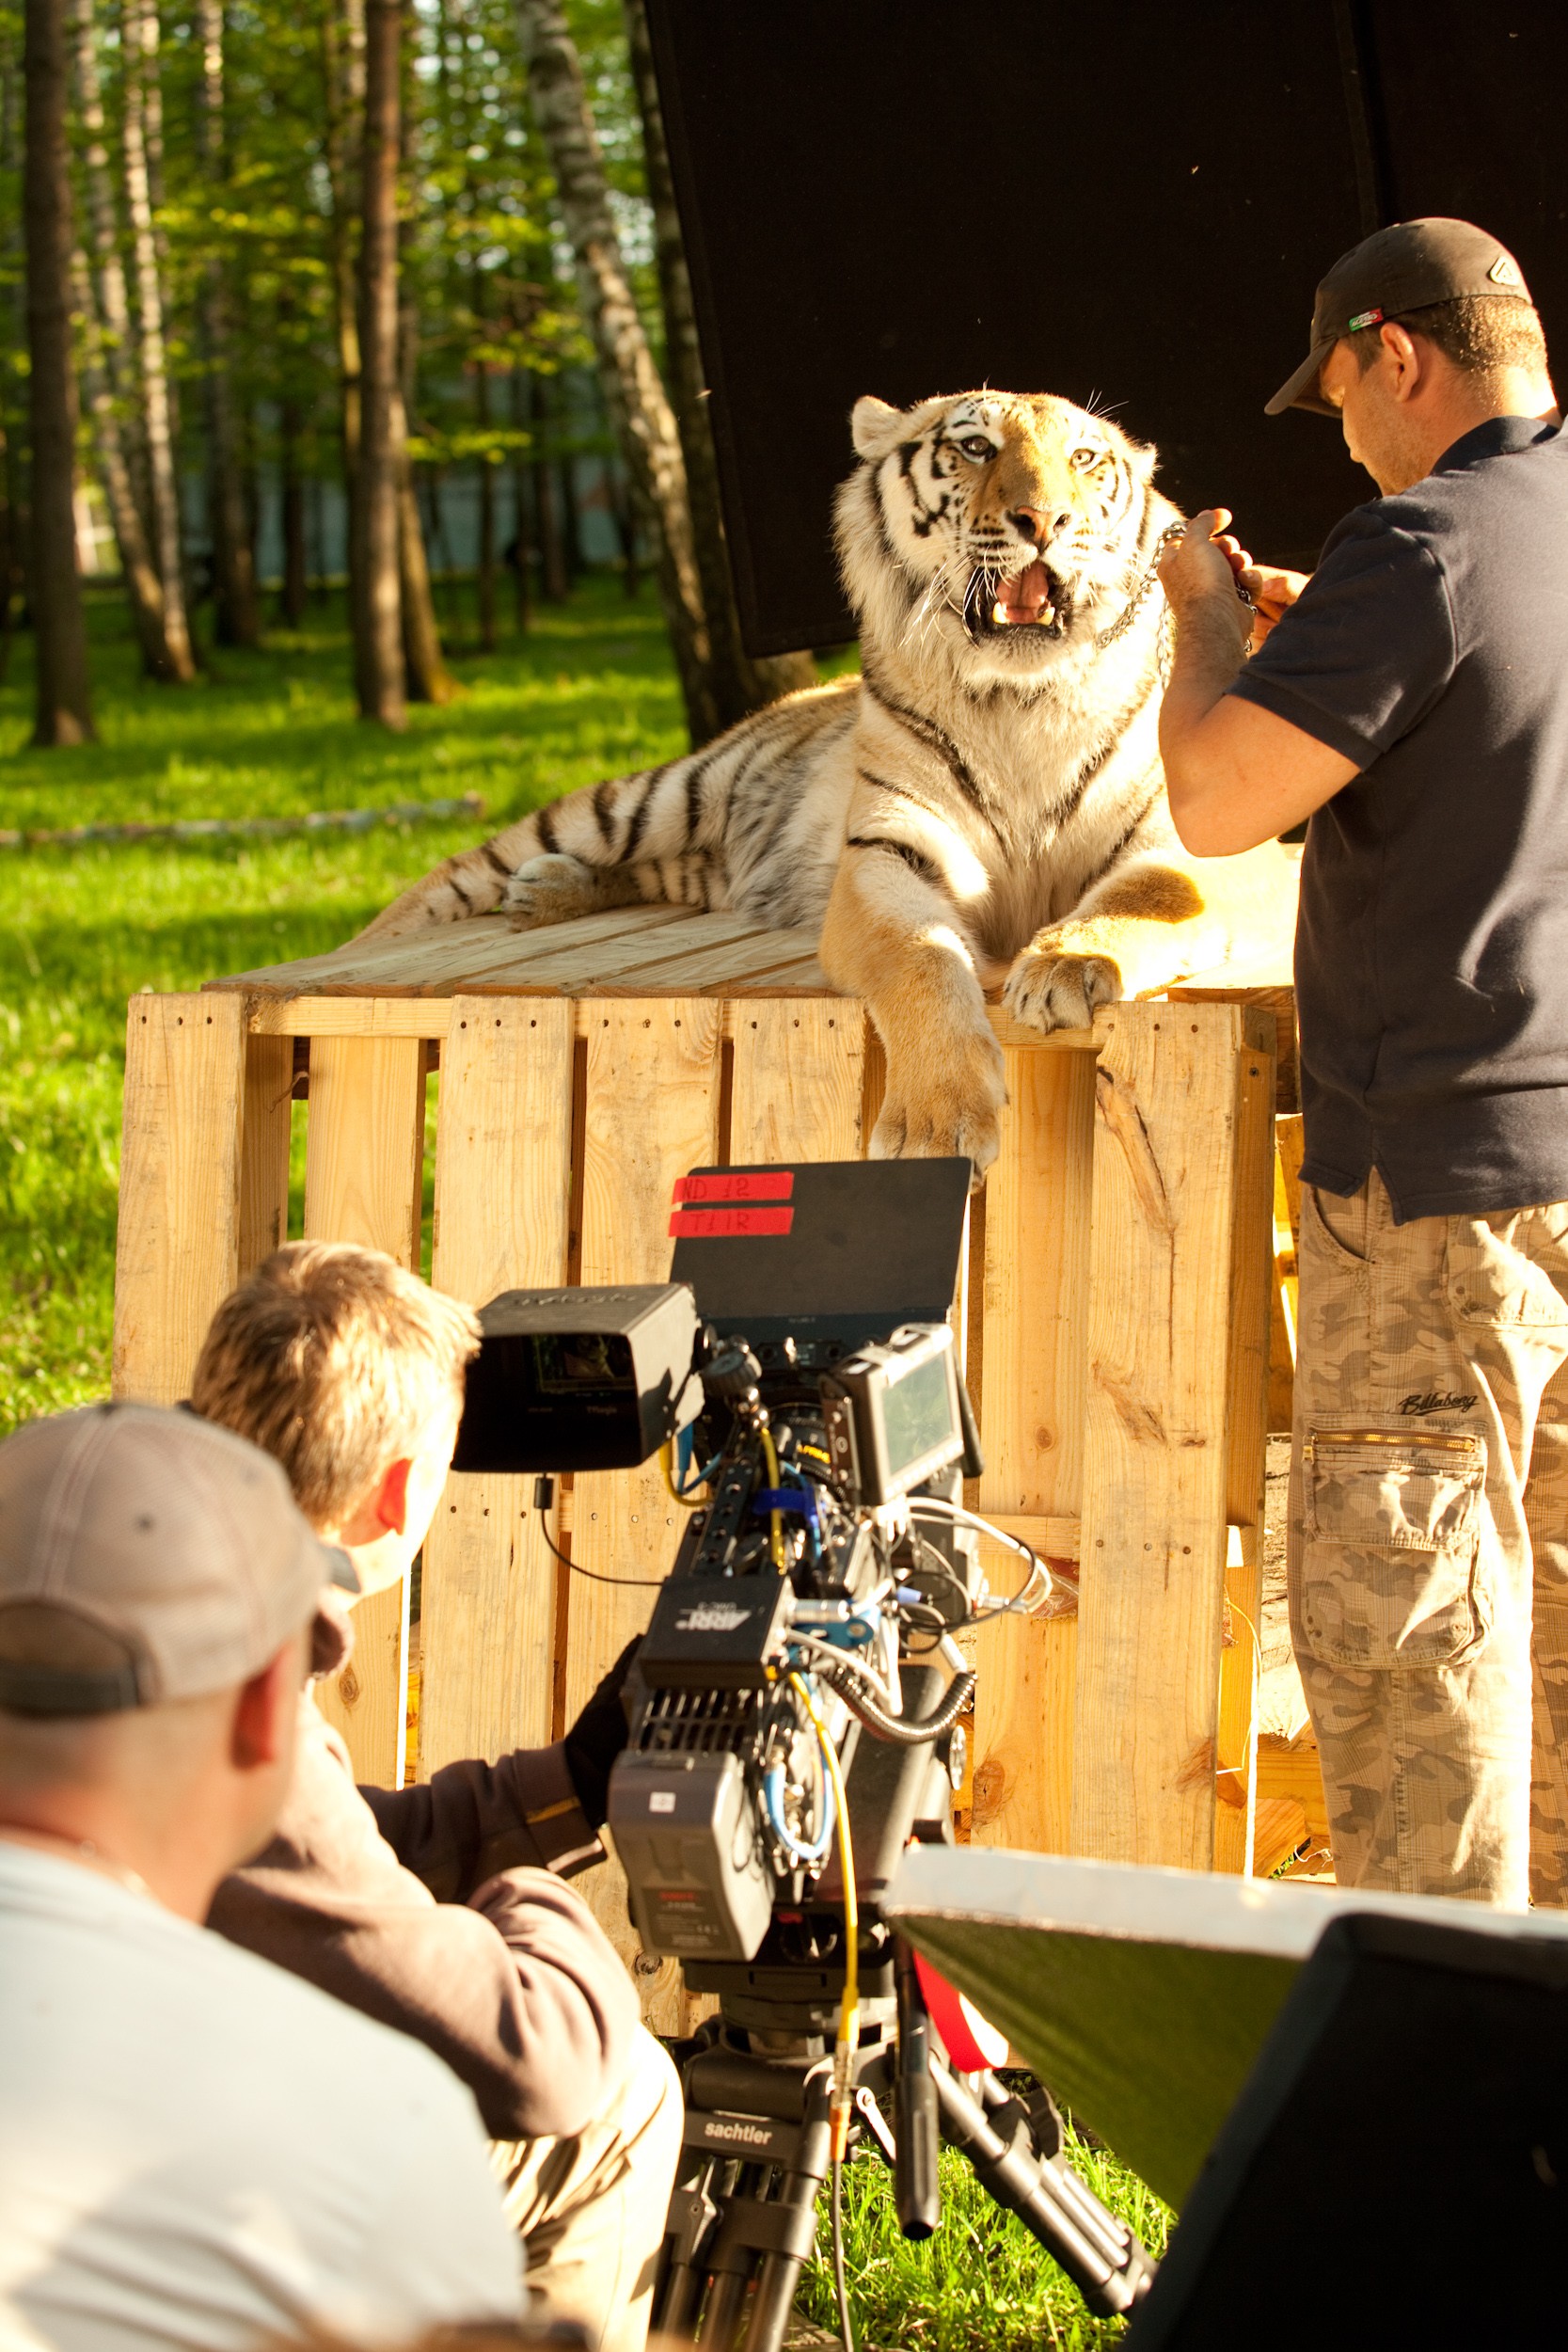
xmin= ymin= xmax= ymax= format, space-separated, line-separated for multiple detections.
xmin=1 ymin=1844 xmax=467 ymax=2124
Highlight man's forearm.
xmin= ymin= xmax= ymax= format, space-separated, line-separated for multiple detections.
xmin=1160 ymin=588 xmax=1251 ymax=811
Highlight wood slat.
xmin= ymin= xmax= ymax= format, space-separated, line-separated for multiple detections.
xmin=302 ymin=1034 xmax=426 ymax=1789
xmin=420 ymin=1000 xmax=577 ymax=1774
xmin=568 ymin=999 xmax=725 ymax=2033
xmin=238 ymin=1034 xmax=293 ymax=1279
xmin=208 ymin=905 xmax=689 ymax=997
xmin=114 ymin=994 xmax=247 ymax=1404
xmin=1070 ymin=1003 xmax=1244 ymax=1869
xmin=970 ymin=1049 xmax=1097 ymax=1856
xmin=1213 ymin=1027 xmax=1276 ymax=1875
xmin=728 ymin=1000 xmax=867 ymax=1162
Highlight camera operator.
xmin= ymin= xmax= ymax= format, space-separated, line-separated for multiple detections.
xmin=0 ymin=1404 xmax=522 ymax=2348
xmin=192 ymin=1242 xmax=680 ymax=2352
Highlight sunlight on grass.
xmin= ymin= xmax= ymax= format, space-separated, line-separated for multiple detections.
xmin=0 ymin=576 xmax=694 ymax=1434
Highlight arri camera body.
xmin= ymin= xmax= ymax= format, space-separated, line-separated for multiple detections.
xmin=453 ymin=1159 xmax=983 ymax=1984
xmin=452 ymin=1156 xmax=1153 ymax=2335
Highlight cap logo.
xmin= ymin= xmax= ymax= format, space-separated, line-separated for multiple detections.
xmin=1489 ymin=255 xmax=1522 ymax=287
xmin=1348 ymin=308 xmax=1385 ymax=332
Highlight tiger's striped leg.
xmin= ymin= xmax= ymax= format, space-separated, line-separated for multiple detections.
xmin=819 ymin=843 xmax=1006 ymax=1180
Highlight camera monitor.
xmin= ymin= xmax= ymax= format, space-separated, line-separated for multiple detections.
xmin=668 ymin=1156 xmax=970 ymax=1354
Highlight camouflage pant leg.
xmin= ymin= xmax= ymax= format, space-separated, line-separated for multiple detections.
xmin=1524 ymin=1360 xmax=1568 ymax=1906
xmin=1289 ymin=1174 xmax=1568 ymax=1906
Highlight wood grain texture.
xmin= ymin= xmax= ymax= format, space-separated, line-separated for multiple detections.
xmin=568 ymin=998 xmax=724 ymax=2032
xmin=239 ymin=1034 xmax=293 ymax=1278
xmin=1070 ymin=1004 xmax=1243 ymax=1869
xmin=420 ymin=999 xmax=576 ymax=1774
xmin=1268 ymin=1111 xmax=1307 ymax=1433
xmin=302 ymin=1032 xmax=426 ymax=1788
xmin=970 ymin=1047 xmax=1097 ymax=1858
xmin=113 ymin=993 xmax=247 ymax=1404
xmin=728 ymin=1000 xmax=866 ymax=1163
xmin=1214 ymin=1037 xmax=1276 ymax=1875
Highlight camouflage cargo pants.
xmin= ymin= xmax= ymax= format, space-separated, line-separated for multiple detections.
xmin=1290 ymin=1170 xmax=1568 ymax=1907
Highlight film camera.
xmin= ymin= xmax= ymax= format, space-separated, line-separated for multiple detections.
xmin=453 ymin=1159 xmax=1152 ymax=2340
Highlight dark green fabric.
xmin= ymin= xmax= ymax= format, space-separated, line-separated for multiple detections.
xmin=898 ymin=1916 xmax=1300 ymax=2207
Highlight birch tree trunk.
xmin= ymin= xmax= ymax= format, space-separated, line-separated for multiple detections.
xmin=323 ymin=0 xmax=364 ymax=617
xmin=623 ymin=0 xmax=814 ymax=723
xmin=69 ymin=0 xmax=181 ymax=679
xmin=515 ymin=0 xmax=716 ymax=742
xmin=354 ymin=0 xmax=404 ymax=725
xmin=196 ymin=0 xmax=259 ymax=647
xmin=23 ymin=0 xmax=94 ymax=741
xmin=120 ymin=0 xmax=195 ymax=680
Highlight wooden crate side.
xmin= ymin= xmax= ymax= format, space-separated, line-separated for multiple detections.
xmin=114 ymin=993 xmax=247 ymax=1404
xmin=1268 ymin=1110 xmax=1306 ymax=1432
xmin=970 ymin=1044 xmax=1098 ymax=1857
xmin=239 ymin=1034 xmax=293 ymax=1278
xmin=728 ymin=1000 xmax=867 ymax=1162
xmin=420 ymin=1000 xmax=576 ymax=1774
xmin=302 ymin=1033 xmax=426 ymax=1788
xmin=1214 ymin=1035 xmax=1276 ymax=1875
xmin=568 ymin=999 xmax=725 ymax=2032
xmin=1071 ymin=1005 xmax=1243 ymax=1869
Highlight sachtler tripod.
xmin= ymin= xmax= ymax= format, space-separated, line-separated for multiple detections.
xmin=654 ymin=1922 xmax=1153 ymax=2352
xmin=650 ymin=1704 xmax=1155 ymax=2351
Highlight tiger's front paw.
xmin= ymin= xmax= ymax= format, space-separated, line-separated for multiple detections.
xmin=870 ymin=1026 xmax=1006 ymax=1184
xmin=1002 ymin=944 xmax=1124 ymax=1033
xmin=500 ymin=852 xmax=602 ymax=930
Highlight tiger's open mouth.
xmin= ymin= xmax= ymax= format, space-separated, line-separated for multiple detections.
xmin=962 ymin=559 xmax=1071 ymax=643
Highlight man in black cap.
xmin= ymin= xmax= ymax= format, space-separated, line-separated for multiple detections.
xmin=1155 ymin=219 xmax=1568 ymax=1909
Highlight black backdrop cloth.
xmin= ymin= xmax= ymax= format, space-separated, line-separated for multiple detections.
xmin=645 ymin=1 xmax=1568 ymax=655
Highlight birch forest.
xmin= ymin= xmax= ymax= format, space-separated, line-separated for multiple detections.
xmin=4 ymin=0 xmax=808 ymax=747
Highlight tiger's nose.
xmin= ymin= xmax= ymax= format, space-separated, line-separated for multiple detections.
xmin=1009 ymin=504 xmax=1072 ymax=548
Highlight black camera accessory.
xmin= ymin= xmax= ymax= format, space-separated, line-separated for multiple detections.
xmin=819 ymin=1324 xmax=966 ymax=1507
xmin=452 ymin=1282 xmax=701 ymax=1474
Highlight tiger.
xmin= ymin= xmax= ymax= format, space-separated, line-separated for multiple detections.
xmin=356 ymin=388 xmax=1297 ymax=1175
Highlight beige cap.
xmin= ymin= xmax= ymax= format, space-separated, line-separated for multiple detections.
xmin=0 ymin=1404 xmax=343 ymax=1715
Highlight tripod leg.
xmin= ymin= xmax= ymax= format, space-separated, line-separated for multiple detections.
xmin=932 ymin=2064 xmax=1155 ymax=2318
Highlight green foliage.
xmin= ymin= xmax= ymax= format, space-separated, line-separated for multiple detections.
xmin=797 ymin=2131 xmax=1171 ymax=2352
xmin=0 ymin=575 xmax=685 ymax=1436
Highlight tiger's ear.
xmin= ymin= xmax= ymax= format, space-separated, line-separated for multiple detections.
xmin=850 ymin=396 xmax=906 ymax=463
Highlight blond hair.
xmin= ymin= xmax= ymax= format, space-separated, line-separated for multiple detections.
xmin=191 ymin=1244 xmax=480 ymax=1529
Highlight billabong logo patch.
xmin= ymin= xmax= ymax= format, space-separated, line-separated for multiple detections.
xmin=1401 ymin=1391 xmax=1478 ymax=1417
xmin=1489 ymin=255 xmax=1523 ymax=287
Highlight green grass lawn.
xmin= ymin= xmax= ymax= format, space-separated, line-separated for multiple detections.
xmin=0 ymin=574 xmax=691 ymax=1435
xmin=1 ymin=576 xmax=1167 ymax=2345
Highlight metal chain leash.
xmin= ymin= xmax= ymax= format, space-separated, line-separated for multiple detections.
xmin=1096 ymin=517 xmax=1257 ymax=658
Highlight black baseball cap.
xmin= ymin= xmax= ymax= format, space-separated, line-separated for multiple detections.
xmin=1267 ymin=217 xmax=1532 ymax=418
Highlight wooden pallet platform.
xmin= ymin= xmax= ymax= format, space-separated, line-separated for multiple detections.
xmin=113 ymin=907 xmax=1328 ymax=2024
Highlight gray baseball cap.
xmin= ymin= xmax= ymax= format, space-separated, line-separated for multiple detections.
xmin=1267 ymin=216 xmax=1532 ymax=417
xmin=0 ymin=1404 xmax=345 ymax=1715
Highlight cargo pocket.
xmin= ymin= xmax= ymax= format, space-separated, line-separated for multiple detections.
xmin=1295 ymin=1429 xmax=1488 ymax=1669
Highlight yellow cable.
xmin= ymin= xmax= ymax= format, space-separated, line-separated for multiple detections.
xmin=658 ymin=1442 xmax=705 ymax=1511
xmin=759 ymin=1425 xmax=786 ymax=1570
xmin=789 ymin=1671 xmax=858 ymax=2160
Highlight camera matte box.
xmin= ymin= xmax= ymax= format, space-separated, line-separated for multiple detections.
xmin=452 ymin=1282 xmax=700 ymax=1474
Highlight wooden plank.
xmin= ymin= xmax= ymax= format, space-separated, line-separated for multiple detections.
xmin=971 ymin=1048 xmax=1098 ymax=1856
xmin=113 ymin=993 xmax=247 ymax=1404
xmin=208 ymin=905 xmax=689 ymax=997
xmin=238 ymin=1034 xmax=293 ymax=1277
xmin=249 ymin=995 xmax=458 ymax=1040
xmin=420 ymin=999 xmax=576 ymax=1774
xmin=1070 ymin=1003 xmax=1243 ymax=1868
xmin=1214 ymin=1031 xmax=1276 ymax=1874
xmin=302 ymin=1033 xmax=426 ymax=1788
xmin=569 ymin=999 xmax=725 ymax=2032
xmin=1257 ymin=1728 xmax=1330 ymax=1851
xmin=728 ymin=999 xmax=867 ymax=1163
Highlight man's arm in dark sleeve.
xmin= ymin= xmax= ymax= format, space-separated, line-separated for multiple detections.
xmin=211 ymin=1702 xmax=639 ymax=2143
xmin=365 ymin=1739 xmax=605 ymax=1899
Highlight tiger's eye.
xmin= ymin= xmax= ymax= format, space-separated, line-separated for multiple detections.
xmin=1069 ymin=446 xmax=1102 ymax=470
xmin=959 ymin=437 xmax=993 ymax=462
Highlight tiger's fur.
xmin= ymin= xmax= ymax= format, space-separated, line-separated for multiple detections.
xmin=358 ymin=389 xmax=1296 ymax=1173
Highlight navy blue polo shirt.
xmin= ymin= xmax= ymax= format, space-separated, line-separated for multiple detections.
xmin=1228 ymin=415 xmax=1568 ymax=1223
